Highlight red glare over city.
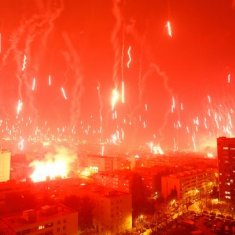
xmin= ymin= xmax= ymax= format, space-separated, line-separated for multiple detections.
xmin=0 ymin=0 xmax=235 ymax=153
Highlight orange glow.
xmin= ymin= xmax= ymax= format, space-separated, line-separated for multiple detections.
xmin=80 ymin=166 xmax=99 ymax=177
xmin=30 ymin=146 xmax=76 ymax=182
xmin=30 ymin=159 xmax=68 ymax=182
xmin=111 ymin=88 xmax=119 ymax=110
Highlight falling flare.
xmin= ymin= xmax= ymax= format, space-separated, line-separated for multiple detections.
xmin=61 ymin=87 xmax=68 ymax=100
xmin=16 ymin=99 xmax=23 ymax=115
xmin=166 ymin=21 xmax=173 ymax=38
xmin=22 ymin=54 xmax=27 ymax=71
xmin=111 ymin=88 xmax=119 ymax=110
xmin=32 ymin=77 xmax=36 ymax=91
xmin=48 ymin=75 xmax=52 ymax=86
xmin=127 ymin=46 xmax=132 ymax=68
xmin=228 ymin=73 xmax=231 ymax=83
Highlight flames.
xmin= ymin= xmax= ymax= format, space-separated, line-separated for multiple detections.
xmin=30 ymin=146 xmax=76 ymax=182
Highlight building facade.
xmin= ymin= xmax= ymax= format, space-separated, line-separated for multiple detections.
xmin=161 ymin=169 xmax=216 ymax=200
xmin=0 ymin=204 xmax=78 ymax=235
xmin=0 ymin=150 xmax=11 ymax=182
xmin=217 ymin=137 xmax=235 ymax=205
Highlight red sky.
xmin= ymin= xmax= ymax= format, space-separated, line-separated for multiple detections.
xmin=0 ymin=0 xmax=235 ymax=151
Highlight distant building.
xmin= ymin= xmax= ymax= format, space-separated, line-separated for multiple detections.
xmin=0 ymin=178 xmax=132 ymax=235
xmin=217 ymin=137 xmax=235 ymax=205
xmin=62 ymin=183 xmax=132 ymax=235
xmin=0 ymin=150 xmax=11 ymax=182
xmin=79 ymin=154 xmax=130 ymax=172
xmin=91 ymin=189 xmax=132 ymax=235
xmin=93 ymin=170 xmax=133 ymax=193
xmin=161 ymin=169 xmax=216 ymax=200
xmin=0 ymin=204 xmax=78 ymax=235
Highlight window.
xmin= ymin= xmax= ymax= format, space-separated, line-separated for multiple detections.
xmin=38 ymin=225 xmax=45 ymax=230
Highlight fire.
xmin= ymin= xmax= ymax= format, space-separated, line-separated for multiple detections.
xmin=111 ymin=88 xmax=119 ymax=110
xmin=30 ymin=146 xmax=76 ymax=182
xmin=80 ymin=166 xmax=99 ymax=177
xmin=148 ymin=142 xmax=164 ymax=155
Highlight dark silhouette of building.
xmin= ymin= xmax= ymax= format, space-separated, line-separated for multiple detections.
xmin=217 ymin=137 xmax=235 ymax=205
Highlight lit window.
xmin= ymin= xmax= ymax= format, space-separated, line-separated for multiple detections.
xmin=225 ymin=191 xmax=231 ymax=194
xmin=38 ymin=225 xmax=45 ymax=230
xmin=225 ymin=195 xmax=231 ymax=199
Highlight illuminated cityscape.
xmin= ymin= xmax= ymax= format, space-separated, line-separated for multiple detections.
xmin=0 ymin=0 xmax=235 ymax=234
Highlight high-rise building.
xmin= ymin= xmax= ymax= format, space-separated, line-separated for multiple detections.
xmin=0 ymin=150 xmax=11 ymax=182
xmin=217 ymin=137 xmax=235 ymax=205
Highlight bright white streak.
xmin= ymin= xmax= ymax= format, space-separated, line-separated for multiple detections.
xmin=166 ymin=21 xmax=173 ymax=37
xmin=207 ymin=95 xmax=211 ymax=104
xmin=228 ymin=73 xmax=231 ymax=83
xmin=61 ymin=87 xmax=68 ymax=100
xmin=22 ymin=54 xmax=27 ymax=71
xmin=32 ymin=77 xmax=36 ymax=91
xmin=48 ymin=75 xmax=52 ymax=86
xmin=145 ymin=104 xmax=148 ymax=111
xmin=127 ymin=46 xmax=132 ymax=68
xmin=16 ymin=99 xmax=23 ymax=115
xmin=171 ymin=96 xmax=175 ymax=112
xmin=192 ymin=135 xmax=197 ymax=152
xmin=180 ymin=103 xmax=184 ymax=111
xmin=18 ymin=137 xmax=25 ymax=151
xmin=111 ymin=88 xmax=119 ymax=110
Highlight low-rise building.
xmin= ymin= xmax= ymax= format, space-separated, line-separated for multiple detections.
xmin=161 ymin=169 xmax=217 ymax=200
xmin=0 ymin=204 xmax=78 ymax=235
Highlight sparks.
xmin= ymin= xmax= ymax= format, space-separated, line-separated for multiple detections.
xmin=111 ymin=88 xmax=119 ymax=110
xmin=22 ymin=54 xmax=27 ymax=71
xmin=61 ymin=87 xmax=68 ymax=100
xmin=48 ymin=75 xmax=52 ymax=86
xmin=127 ymin=46 xmax=132 ymax=68
xmin=16 ymin=99 xmax=23 ymax=115
xmin=207 ymin=95 xmax=211 ymax=104
xmin=166 ymin=20 xmax=173 ymax=38
xmin=228 ymin=73 xmax=231 ymax=83
xmin=18 ymin=137 xmax=25 ymax=151
xmin=32 ymin=77 xmax=36 ymax=91
xmin=145 ymin=104 xmax=148 ymax=112
xmin=171 ymin=96 xmax=176 ymax=112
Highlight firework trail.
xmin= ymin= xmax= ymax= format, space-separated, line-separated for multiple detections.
xmin=62 ymin=32 xmax=84 ymax=126
xmin=97 ymin=82 xmax=103 ymax=138
xmin=147 ymin=63 xmax=175 ymax=141
xmin=126 ymin=46 xmax=132 ymax=69
xmin=0 ymin=0 xmax=64 ymax=119
xmin=111 ymin=0 xmax=123 ymax=88
xmin=166 ymin=20 xmax=173 ymax=38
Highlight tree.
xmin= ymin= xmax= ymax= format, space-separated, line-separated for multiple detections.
xmin=130 ymin=173 xmax=148 ymax=218
xmin=5 ymin=191 xmax=36 ymax=213
xmin=64 ymin=195 xmax=94 ymax=230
